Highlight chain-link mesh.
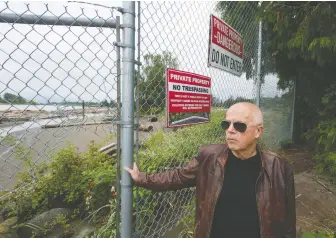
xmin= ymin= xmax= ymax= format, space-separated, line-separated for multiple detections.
xmin=0 ymin=1 xmax=119 ymax=193
xmin=260 ymin=75 xmax=295 ymax=150
xmin=133 ymin=2 xmax=292 ymax=238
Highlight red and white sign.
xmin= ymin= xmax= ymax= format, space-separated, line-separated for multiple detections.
xmin=166 ymin=68 xmax=211 ymax=128
xmin=208 ymin=14 xmax=244 ymax=76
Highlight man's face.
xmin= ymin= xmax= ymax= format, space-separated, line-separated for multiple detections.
xmin=224 ymin=106 xmax=263 ymax=151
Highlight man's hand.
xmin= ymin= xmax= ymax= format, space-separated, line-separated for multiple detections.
xmin=124 ymin=162 xmax=140 ymax=182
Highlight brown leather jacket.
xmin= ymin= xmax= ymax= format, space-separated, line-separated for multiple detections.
xmin=136 ymin=144 xmax=296 ymax=238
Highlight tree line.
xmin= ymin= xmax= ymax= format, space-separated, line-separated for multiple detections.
xmin=0 ymin=93 xmax=37 ymax=105
xmin=0 ymin=92 xmax=117 ymax=108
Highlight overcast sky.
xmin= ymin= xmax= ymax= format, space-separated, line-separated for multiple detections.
xmin=0 ymin=1 xmax=285 ymax=104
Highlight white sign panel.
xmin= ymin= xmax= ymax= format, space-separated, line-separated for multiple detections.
xmin=208 ymin=14 xmax=244 ymax=76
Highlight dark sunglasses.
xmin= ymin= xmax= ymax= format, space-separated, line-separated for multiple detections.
xmin=221 ymin=120 xmax=247 ymax=133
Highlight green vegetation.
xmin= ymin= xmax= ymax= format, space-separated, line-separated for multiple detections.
xmin=258 ymin=2 xmax=334 ymax=167
xmin=216 ymin=2 xmax=274 ymax=83
xmin=0 ymin=97 xmax=6 ymax=104
xmin=100 ymin=99 xmax=117 ymax=107
xmin=139 ymin=51 xmax=178 ymax=114
xmin=139 ymin=110 xmax=224 ymax=171
xmin=47 ymin=99 xmax=116 ymax=107
xmin=256 ymin=2 xmax=336 ymax=147
xmin=0 ymin=93 xmax=37 ymax=105
xmin=0 ymin=103 xmax=329 ymax=237
xmin=0 ymin=140 xmax=117 ymax=237
xmin=0 ymin=97 xmax=116 ymax=107
xmin=303 ymin=83 xmax=336 ymax=177
xmin=301 ymin=231 xmax=334 ymax=238
xmin=135 ymin=110 xmax=224 ymax=236
xmin=0 ymin=110 xmax=225 ymax=237
xmin=216 ymin=1 xmax=336 ymax=143
xmin=212 ymin=96 xmax=254 ymax=108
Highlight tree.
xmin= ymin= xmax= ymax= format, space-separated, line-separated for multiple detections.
xmin=101 ymin=99 xmax=109 ymax=107
xmin=223 ymin=96 xmax=254 ymax=108
xmin=100 ymin=99 xmax=117 ymax=107
xmin=2 ymin=93 xmax=36 ymax=104
xmin=216 ymin=2 xmax=276 ymax=83
xmin=0 ymin=97 xmax=6 ymax=104
xmin=258 ymin=2 xmax=336 ymax=141
xmin=139 ymin=51 xmax=178 ymax=113
xmin=211 ymin=96 xmax=222 ymax=107
xmin=4 ymin=93 xmax=26 ymax=104
xmin=109 ymin=100 xmax=117 ymax=107
xmin=217 ymin=2 xmax=336 ymax=142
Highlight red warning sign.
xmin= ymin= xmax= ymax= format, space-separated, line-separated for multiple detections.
xmin=166 ymin=68 xmax=211 ymax=128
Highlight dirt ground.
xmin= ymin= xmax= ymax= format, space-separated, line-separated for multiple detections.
xmin=278 ymin=146 xmax=336 ymax=236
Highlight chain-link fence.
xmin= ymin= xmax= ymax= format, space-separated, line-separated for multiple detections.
xmin=260 ymin=75 xmax=295 ymax=150
xmin=0 ymin=1 xmax=120 ymax=192
xmin=134 ymin=1 xmax=294 ymax=238
xmin=0 ymin=1 xmax=295 ymax=238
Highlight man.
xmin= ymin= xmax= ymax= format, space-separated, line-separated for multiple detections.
xmin=125 ymin=102 xmax=296 ymax=238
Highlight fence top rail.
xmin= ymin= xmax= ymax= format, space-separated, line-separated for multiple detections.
xmin=0 ymin=12 xmax=116 ymax=28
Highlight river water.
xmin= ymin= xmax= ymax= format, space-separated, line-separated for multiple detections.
xmin=0 ymin=104 xmax=84 ymax=112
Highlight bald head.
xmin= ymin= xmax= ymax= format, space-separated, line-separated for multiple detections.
xmin=225 ymin=102 xmax=264 ymax=156
xmin=227 ymin=102 xmax=263 ymax=126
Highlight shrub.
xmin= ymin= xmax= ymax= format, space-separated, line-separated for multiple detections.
xmin=0 ymin=141 xmax=116 ymax=226
xmin=138 ymin=109 xmax=224 ymax=171
xmin=280 ymin=139 xmax=294 ymax=149
xmin=301 ymin=231 xmax=334 ymax=238
xmin=303 ymin=83 xmax=336 ymax=177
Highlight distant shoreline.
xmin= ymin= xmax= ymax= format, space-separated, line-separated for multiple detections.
xmin=0 ymin=103 xmax=103 ymax=111
xmin=0 ymin=104 xmax=113 ymax=127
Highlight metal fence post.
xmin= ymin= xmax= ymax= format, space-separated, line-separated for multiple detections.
xmin=121 ymin=2 xmax=136 ymax=238
xmin=290 ymin=79 xmax=296 ymax=141
xmin=135 ymin=1 xmax=141 ymax=238
xmin=116 ymin=15 xmax=121 ymax=238
xmin=256 ymin=20 xmax=262 ymax=107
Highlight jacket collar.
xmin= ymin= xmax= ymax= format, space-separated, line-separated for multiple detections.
xmin=257 ymin=145 xmax=273 ymax=188
xmin=216 ymin=144 xmax=273 ymax=187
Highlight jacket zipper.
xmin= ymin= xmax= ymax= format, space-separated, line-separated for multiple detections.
xmin=207 ymin=166 xmax=225 ymax=238
xmin=255 ymin=170 xmax=263 ymax=238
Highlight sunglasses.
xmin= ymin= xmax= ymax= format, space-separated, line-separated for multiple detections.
xmin=221 ymin=120 xmax=247 ymax=133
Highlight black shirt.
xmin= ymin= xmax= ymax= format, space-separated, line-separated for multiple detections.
xmin=210 ymin=150 xmax=261 ymax=238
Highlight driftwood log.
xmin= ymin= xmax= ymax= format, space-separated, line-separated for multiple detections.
xmin=42 ymin=121 xmax=106 ymax=129
xmin=138 ymin=124 xmax=153 ymax=132
xmin=98 ymin=143 xmax=118 ymax=156
xmin=98 ymin=143 xmax=116 ymax=153
xmin=148 ymin=116 xmax=158 ymax=122
xmin=42 ymin=122 xmax=154 ymax=132
xmin=98 ymin=143 xmax=143 ymax=156
xmin=105 ymin=147 xmax=118 ymax=156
